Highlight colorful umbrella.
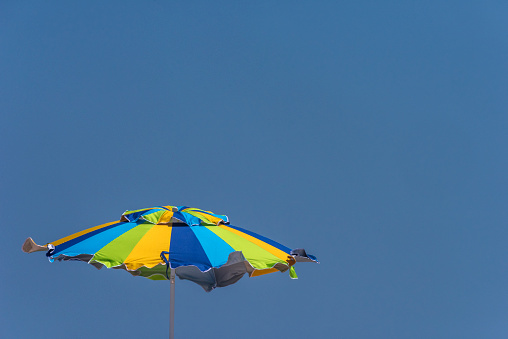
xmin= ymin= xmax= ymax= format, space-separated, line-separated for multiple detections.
xmin=22 ymin=205 xmax=318 ymax=338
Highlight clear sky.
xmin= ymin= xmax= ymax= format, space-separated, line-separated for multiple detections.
xmin=2 ymin=1 xmax=508 ymax=338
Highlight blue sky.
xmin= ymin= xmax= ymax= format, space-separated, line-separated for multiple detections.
xmin=2 ymin=1 xmax=508 ymax=338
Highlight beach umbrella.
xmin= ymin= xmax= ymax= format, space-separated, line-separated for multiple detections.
xmin=22 ymin=205 xmax=318 ymax=338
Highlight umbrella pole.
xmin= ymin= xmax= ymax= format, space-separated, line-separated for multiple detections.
xmin=170 ymin=268 xmax=175 ymax=339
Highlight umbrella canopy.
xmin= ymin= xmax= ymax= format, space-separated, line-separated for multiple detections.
xmin=23 ymin=205 xmax=318 ymax=292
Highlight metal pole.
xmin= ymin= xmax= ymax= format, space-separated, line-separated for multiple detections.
xmin=170 ymin=268 xmax=175 ymax=339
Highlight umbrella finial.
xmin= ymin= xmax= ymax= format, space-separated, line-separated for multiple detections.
xmin=22 ymin=237 xmax=47 ymax=253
